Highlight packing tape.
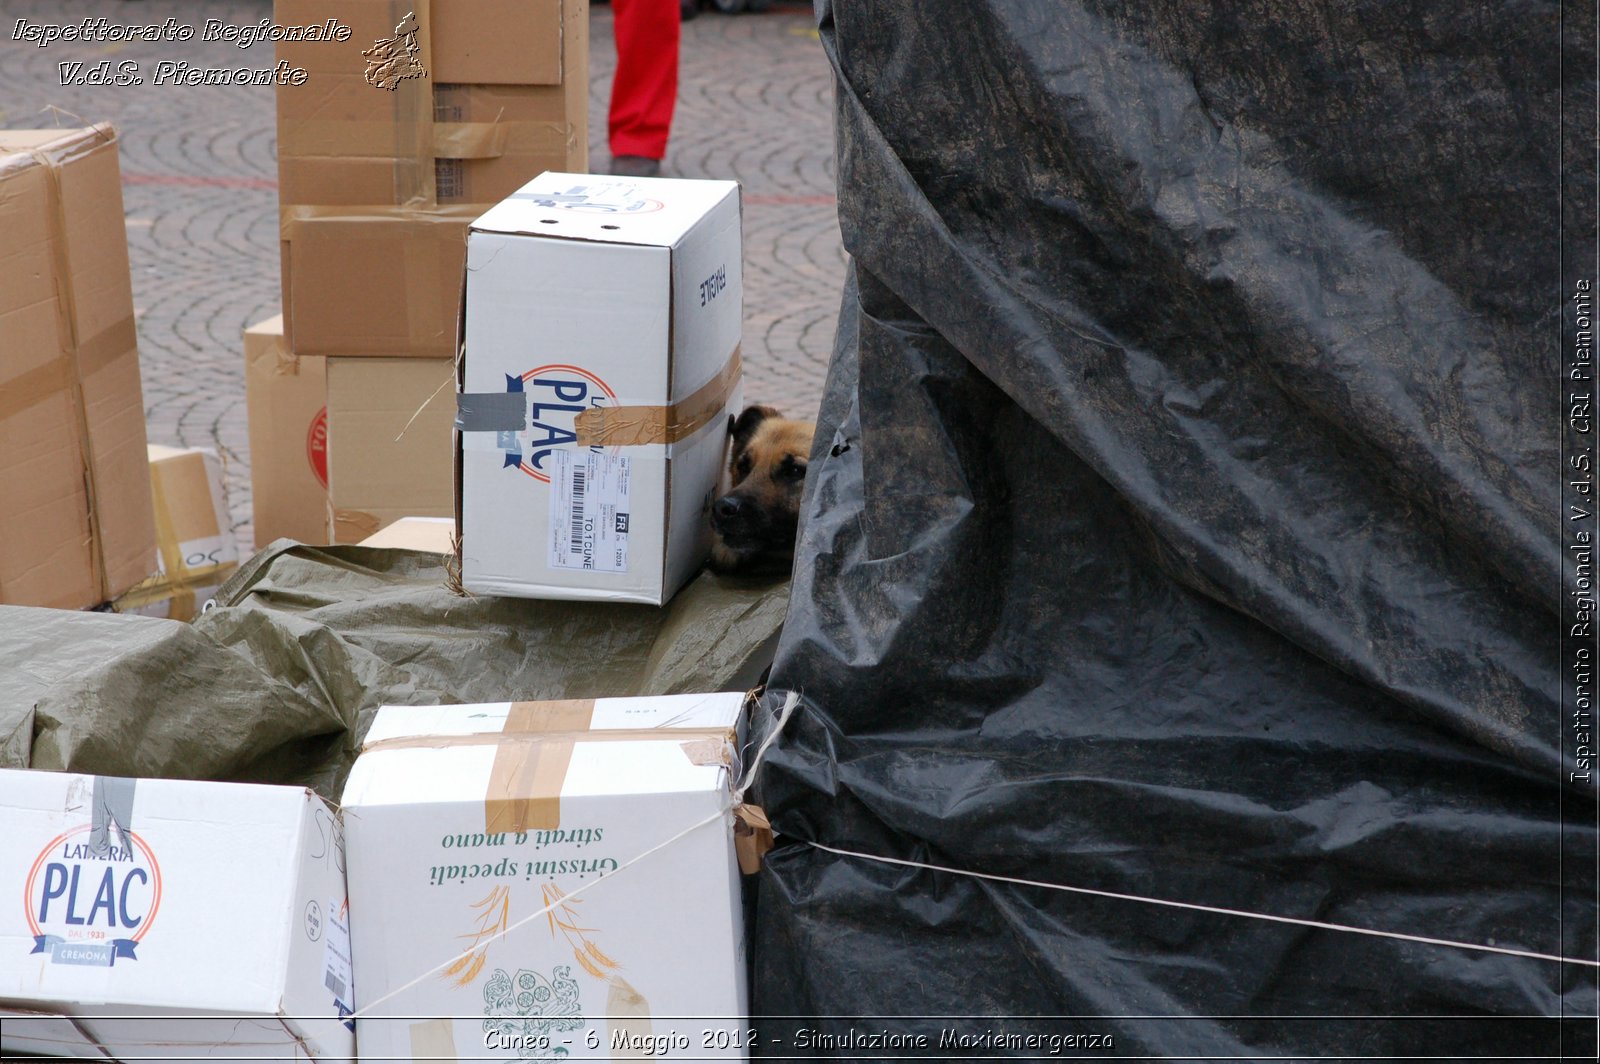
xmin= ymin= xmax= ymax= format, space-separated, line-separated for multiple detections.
xmin=435 ymin=120 xmax=572 ymax=159
xmin=487 ymin=698 xmax=593 ymax=835
xmin=607 ymin=976 xmax=652 ymax=1060
xmin=0 ymin=356 xmax=73 ymax=424
xmin=2 ymin=124 xmax=115 ymax=170
xmin=433 ymin=120 xmax=509 ymax=160
xmin=332 ymin=509 xmax=384 ymax=542
xmin=457 ymin=346 xmax=743 ymax=451
xmin=281 ymin=118 xmax=563 ymax=161
xmin=111 ymin=563 xmax=234 ymax=621
xmin=388 ymin=0 xmax=433 ymax=206
xmin=147 ymin=462 xmax=192 ymax=620
xmin=574 ymin=346 xmax=742 ymax=447
xmin=732 ymin=803 xmax=774 ymax=875
xmin=408 ymin=1017 xmax=456 ymax=1060
xmin=1 ymin=317 xmax=139 ymax=425
xmin=74 ymin=315 xmax=139 ymax=380
xmin=453 ymin=391 xmax=525 ymax=432
xmin=279 ymin=201 xmax=487 ymax=237
xmin=89 ymin=776 xmax=136 ymax=859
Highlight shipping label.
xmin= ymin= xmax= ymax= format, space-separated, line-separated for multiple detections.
xmin=548 ymin=450 xmax=631 ymax=574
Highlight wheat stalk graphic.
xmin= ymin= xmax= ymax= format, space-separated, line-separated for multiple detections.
xmin=443 ymin=885 xmax=510 ymax=986
xmin=541 ymin=882 xmax=620 ymax=979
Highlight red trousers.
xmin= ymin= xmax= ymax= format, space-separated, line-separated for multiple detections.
xmin=609 ymin=0 xmax=681 ymax=160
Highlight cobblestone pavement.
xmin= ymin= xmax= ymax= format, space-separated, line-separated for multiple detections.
xmin=1 ymin=0 xmax=842 ymax=552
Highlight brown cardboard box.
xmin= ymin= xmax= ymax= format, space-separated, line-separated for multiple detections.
xmin=276 ymin=0 xmax=572 ymax=92
xmin=357 ymin=516 xmax=455 ymax=551
xmin=243 ymin=315 xmax=330 ymax=547
xmin=279 ymin=83 xmax=582 ymax=208
xmin=0 ymin=125 xmax=157 ymax=609
xmin=278 ymin=207 xmax=475 ymax=358
xmin=275 ymin=0 xmax=588 ymax=357
xmin=326 ymin=357 xmax=456 ymax=542
xmin=111 ymin=446 xmax=240 ymax=621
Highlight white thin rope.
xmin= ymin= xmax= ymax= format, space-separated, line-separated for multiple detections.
xmin=351 ymin=690 xmax=804 ymax=1019
xmin=802 ymin=839 xmax=1600 ymax=970
xmin=735 ymin=690 xmax=801 ymax=800
xmin=357 ymin=684 xmax=1590 ymax=1027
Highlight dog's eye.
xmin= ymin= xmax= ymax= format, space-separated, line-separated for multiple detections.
xmin=781 ymin=459 xmax=807 ymax=481
xmin=735 ymin=455 xmax=753 ymax=480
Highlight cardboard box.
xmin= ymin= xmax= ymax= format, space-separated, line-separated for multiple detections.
xmin=327 ymin=357 xmax=457 ymax=542
xmin=457 ymin=174 xmax=744 ymax=604
xmin=111 ymin=446 xmax=240 ymax=621
xmin=0 ymin=126 xmax=157 ymax=609
xmin=280 ymin=79 xmax=586 ymax=208
xmin=0 ymin=768 xmax=354 ymax=1062
xmin=359 ymin=515 xmax=457 ymax=551
xmin=280 ymin=208 xmax=476 ymax=358
xmin=341 ymin=694 xmax=748 ymax=1062
xmin=276 ymin=0 xmax=590 ymax=357
xmin=244 ymin=315 xmax=330 ymax=548
xmin=275 ymin=0 xmax=579 ymax=91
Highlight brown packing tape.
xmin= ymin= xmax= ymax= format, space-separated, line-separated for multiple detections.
xmin=71 ymin=316 xmax=139 ymax=380
xmin=147 ymin=463 xmax=193 ymax=620
xmin=0 ymin=356 xmax=73 ymax=425
xmin=485 ymin=699 xmax=593 ymax=834
xmin=0 ymin=124 xmax=117 ymax=169
xmin=0 ymin=314 xmax=137 ymax=445
xmin=332 ymin=508 xmax=384 ymax=542
xmin=607 ymin=976 xmax=652 ymax=1060
xmin=574 ymin=346 xmax=743 ymax=448
xmin=281 ymin=119 xmax=532 ymax=161
xmin=680 ymin=737 xmax=732 ymax=767
xmin=409 ymin=1018 xmax=456 ymax=1060
xmin=390 ymin=0 xmax=434 ymax=206
xmin=279 ymin=201 xmax=488 ymax=236
xmin=432 ymin=120 xmax=509 ymax=160
xmin=733 ymin=803 xmax=774 ymax=876
xmin=111 ymin=562 xmax=236 ymax=621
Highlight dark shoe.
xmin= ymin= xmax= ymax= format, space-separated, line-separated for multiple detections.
xmin=609 ymin=155 xmax=661 ymax=178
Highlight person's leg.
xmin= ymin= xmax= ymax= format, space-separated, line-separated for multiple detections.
xmin=609 ymin=0 xmax=681 ymax=168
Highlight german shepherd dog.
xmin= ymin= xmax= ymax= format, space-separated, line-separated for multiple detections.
xmin=710 ymin=405 xmax=816 ymax=574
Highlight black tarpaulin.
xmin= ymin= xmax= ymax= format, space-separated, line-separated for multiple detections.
xmin=750 ymin=0 xmax=1596 ymax=1057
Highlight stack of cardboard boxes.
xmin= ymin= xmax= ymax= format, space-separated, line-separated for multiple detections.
xmin=246 ymin=0 xmax=588 ymax=546
xmin=0 ymin=127 xmax=245 ymax=615
xmin=0 ymin=126 xmax=159 ymax=610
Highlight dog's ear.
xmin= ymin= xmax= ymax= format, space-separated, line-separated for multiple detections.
xmin=729 ymin=405 xmax=782 ymax=453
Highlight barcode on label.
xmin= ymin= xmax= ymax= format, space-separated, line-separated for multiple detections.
xmin=549 ymin=451 xmax=630 ymax=574
xmin=325 ymin=969 xmax=347 ymax=1000
xmin=569 ymin=466 xmax=587 ymax=553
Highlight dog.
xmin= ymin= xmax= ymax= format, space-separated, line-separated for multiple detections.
xmin=710 ymin=405 xmax=816 ymax=574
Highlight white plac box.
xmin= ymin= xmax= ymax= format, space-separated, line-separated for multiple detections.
xmin=0 ymin=768 xmax=354 ymax=1061
xmin=341 ymin=693 xmax=749 ymax=1062
xmin=455 ymin=172 xmax=744 ymax=605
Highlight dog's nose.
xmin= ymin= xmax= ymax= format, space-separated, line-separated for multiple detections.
xmin=713 ymin=495 xmax=744 ymax=522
